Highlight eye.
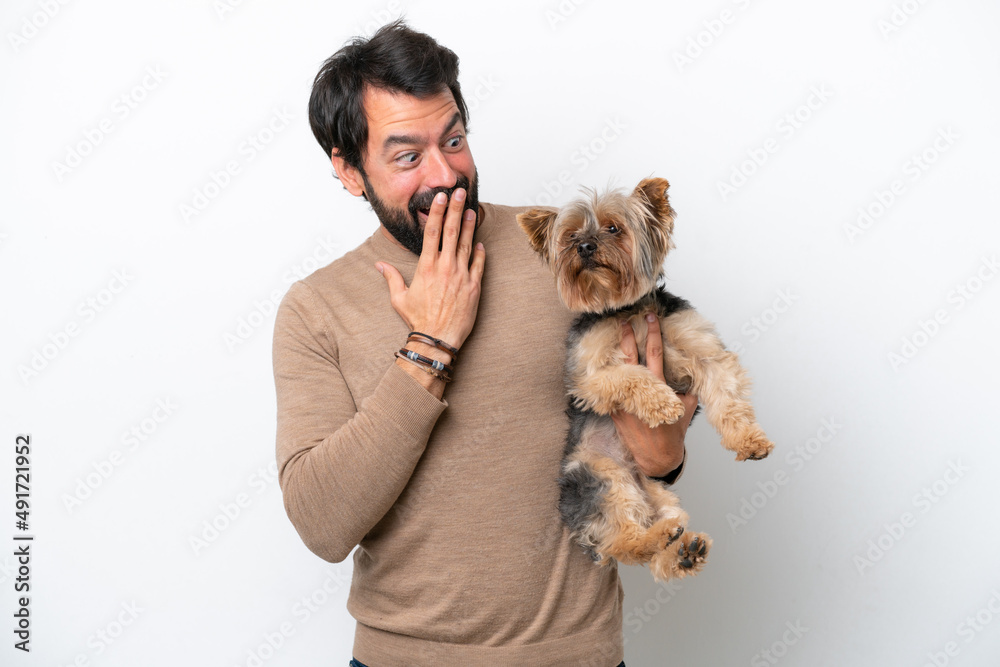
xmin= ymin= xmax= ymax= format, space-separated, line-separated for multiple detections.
xmin=396 ymin=152 xmax=418 ymax=165
xmin=607 ymin=224 xmax=620 ymax=234
xmin=445 ymin=135 xmax=464 ymax=149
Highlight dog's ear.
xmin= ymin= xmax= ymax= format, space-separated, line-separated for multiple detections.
xmin=634 ymin=177 xmax=676 ymax=258
xmin=634 ymin=178 xmax=675 ymax=225
xmin=517 ymin=208 xmax=557 ymax=260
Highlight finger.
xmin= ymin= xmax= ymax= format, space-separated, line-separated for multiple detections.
xmin=644 ymin=313 xmax=665 ymax=381
xmin=468 ymin=241 xmax=486 ymax=283
xmin=678 ymin=393 xmax=699 ymax=427
xmin=457 ymin=207 xmax=476 ymax=266
xmin=420 ymin=192 xmax=448 ymax=261
xmin=376 ymin=261 xmax=407 ymax=307
xmin=620 ymin=320 xmax=638 ymax=364
xmin=439 ymin=187 xmax=467 ymax=261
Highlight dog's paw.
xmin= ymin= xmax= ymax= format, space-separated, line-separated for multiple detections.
xmin=732 ymin=425 xmax=774 ymax=461
xmin=650 ymin=531 xmax=711 ymax=582
xmin=632 ymin=383 xmax=685 ymax=427
xmin=650 ymin=518 xmax=685 ymax=550
xmin=676 ymin=533 xmax=711 ymax=572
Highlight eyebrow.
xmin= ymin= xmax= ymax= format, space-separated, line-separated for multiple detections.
xmin=381 ymin=112 xmax=462 ymax=153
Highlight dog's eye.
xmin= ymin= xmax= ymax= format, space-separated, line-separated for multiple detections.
xmin=607 ymin=224 xmax=620 ymax=234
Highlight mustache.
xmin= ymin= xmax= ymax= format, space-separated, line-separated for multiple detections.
xmin=408 ymin=176 xmax=473 ymax=217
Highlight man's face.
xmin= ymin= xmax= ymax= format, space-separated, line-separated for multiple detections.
xmin=356 ymin=87 xmax=479 ymax=255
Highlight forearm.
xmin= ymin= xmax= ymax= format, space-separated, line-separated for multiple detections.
xmin=273 ymin=282 xmax=448 ymax=563
xmin=277 ymin=362 xmax=446 ymax=563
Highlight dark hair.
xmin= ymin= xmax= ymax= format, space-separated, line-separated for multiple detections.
xmin=308 ymin=19 xmax=470 ymax=174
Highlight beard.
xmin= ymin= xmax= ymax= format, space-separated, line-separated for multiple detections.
xmin=361 ymin=169 xmax=480 ymax=256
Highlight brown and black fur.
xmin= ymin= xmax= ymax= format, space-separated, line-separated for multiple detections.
xmin=518 ymin=177 xmax=773 ymax=582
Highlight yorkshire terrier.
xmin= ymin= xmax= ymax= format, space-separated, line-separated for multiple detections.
xmin=517 ymin=177 xmax=773 ymax=582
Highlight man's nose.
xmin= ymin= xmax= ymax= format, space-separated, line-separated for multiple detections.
xmin=422 ymin=147 xmax=458 ymax=190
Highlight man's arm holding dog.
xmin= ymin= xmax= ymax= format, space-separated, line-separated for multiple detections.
xmin=613 ymin=314 xmax=695 ymax=479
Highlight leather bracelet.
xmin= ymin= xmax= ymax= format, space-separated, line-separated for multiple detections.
xmin=407 ymin=331 xmax=460 ymax=360
xmin=394 ymin=350 xmax=452 ymax=382
xmin=398 ymin=348 xmax=454 ymax=374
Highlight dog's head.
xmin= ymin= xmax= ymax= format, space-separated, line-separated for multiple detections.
xmin=517 ymin=177 xmax=675 ymax=312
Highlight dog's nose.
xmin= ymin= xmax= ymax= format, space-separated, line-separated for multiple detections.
xmin=577 ymin=241 xmax=596 ymax=258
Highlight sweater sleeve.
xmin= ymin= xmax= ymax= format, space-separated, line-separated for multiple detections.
xmin=272 ymin=281 xmax=447 ymax=563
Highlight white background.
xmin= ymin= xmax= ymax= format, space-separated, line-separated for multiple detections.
xmin=2 ymin=1 xmax=999 ymax=666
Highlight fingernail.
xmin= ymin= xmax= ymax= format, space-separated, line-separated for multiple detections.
xmin=454 ymin=189 xmax=466 ymax=202
xmin=646 ymin=313 xmax=656 ymax=322
xmin=375 ymin=263 xmax=384 ymax=274
xmin=464 ymin=209 xmax=475 ymax=221
xmin=434 ymin=192 xmax=446 ymax=205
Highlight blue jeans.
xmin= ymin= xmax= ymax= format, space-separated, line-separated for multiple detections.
xmin=351 ymin=661 xmax=625 ymax=666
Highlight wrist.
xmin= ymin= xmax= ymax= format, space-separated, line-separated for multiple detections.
xmin=638 ymin=448 xmax=684 ymax=478
xmin=407 ymin=330 xmax=461 ymax=360
xmin=404 ymin=340 xmax=453 ymax=366
xmin=394 ymin=355 xmax=446 ymax=398
xmin=650 ymin=449 xmax=686 ymax=483
xmin=394 ymin=330 xmax=464 ymax=396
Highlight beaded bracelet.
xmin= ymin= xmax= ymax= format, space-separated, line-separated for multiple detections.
xmin=394 ymin=349 xmax=453 ymax=382
xmin=407 ymin=331 xmax=460 ymax=360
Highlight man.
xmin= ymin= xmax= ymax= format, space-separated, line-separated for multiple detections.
xmin=273 ymin=20 xmax=697 ymax=666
